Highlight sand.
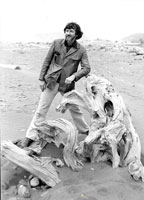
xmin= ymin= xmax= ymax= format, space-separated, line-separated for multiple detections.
xmin=1 ymin=41 xmax=144 ymax=200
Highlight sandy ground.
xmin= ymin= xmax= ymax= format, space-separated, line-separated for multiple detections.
xmin=1 ymin=41 xmax=144 ymax=200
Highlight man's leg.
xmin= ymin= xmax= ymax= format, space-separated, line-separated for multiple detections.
xmin=69 ymin=105 xmax=89 ymax=134
xmin=23 ymin=84 xmax=59 ymax=146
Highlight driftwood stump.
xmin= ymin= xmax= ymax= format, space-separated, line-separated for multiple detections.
xmin=1 ymin=141 xmax=60 ymax=187
xmin=57 ymin=74 xmax=144 ymax=182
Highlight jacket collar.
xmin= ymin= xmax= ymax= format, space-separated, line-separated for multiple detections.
xmin=61 ymin=39 xmax=80 ymax=49
xmin=61 ymin=39 xmax=80 ymax=57
xmin=64 ymin=40 xmax=77 ymax=49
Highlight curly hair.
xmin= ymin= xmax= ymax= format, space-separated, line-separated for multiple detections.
xmin=64 ymin=22 xmax=83 ymax=40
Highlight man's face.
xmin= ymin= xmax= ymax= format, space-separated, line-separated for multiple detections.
xmin=65 ymin=28 xmax=76 ymax=43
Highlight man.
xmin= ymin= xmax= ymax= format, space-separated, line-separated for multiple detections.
xmin=21 ymin=22 xmax=91 ymax=147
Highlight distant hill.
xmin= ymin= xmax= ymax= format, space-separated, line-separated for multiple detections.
xmin=122 ymin=33 xmax=144 ymax=45
xmin=26 ymin=32 xmax=89 ymax=43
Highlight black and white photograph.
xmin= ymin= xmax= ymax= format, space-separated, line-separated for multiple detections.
xmin=1 ymin=0 xmax=144 ymax=199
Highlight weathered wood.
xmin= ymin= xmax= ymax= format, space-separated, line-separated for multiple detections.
xmin=36 ymin=118 xmax=83 ymax=171
xmin=1 ymin=141 xmax=60 ymax=187
xmin=57 ymin=74 xmax=144 ymax=182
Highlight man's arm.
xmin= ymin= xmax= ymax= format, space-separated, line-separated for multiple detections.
xmin=39 ymin=41 xmax=55 ymax=81
xmin=73 ymin=48 xmax=91 ymax=82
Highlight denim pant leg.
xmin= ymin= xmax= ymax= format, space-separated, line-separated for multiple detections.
xmin=69 ymin=105 xmax=89 ymax=134
xmin=26 ymin=84 xmax=59 ymax=140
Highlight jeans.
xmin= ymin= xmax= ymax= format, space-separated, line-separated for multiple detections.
xmin=26 ymin=83 xmax=89 ymax=140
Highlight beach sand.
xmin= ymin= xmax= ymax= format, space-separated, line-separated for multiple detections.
xmin=1 ymin=41 xmax=144 ymax=200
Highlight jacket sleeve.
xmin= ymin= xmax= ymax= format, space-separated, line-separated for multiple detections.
xmin=74 ymin=48 xmax=91 ymax=82
xmin=39 ymin=41 xmax=55 ymax=81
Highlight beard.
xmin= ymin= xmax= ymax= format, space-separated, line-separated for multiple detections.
xmin=65 ymin=35 xmax=76 ymax=46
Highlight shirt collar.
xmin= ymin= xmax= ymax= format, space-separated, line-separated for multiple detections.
xmin=64 ymin=39 xmax=78 ymax=49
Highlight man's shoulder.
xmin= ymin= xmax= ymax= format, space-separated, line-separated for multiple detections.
xmin=53 ymin=39 xmax=64 ymax=44
xmin=76 ymin=41 xmax=86 ymax=51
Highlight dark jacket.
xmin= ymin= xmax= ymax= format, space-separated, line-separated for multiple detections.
xmin=39 ymin=39 xmax=91 ymax=93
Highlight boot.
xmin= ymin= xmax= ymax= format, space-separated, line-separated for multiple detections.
xmin=20 ymin=137 xmax=33 ymax=148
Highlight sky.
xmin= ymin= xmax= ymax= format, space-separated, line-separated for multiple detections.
xmin=0 ymin=0 xmax=144 ymax=42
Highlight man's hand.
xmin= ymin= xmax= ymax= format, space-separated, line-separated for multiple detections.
xmin=65 ymin=75 xmax=75 ymax=84
xmin=39 ymin=80 xmax=46 ymax=91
